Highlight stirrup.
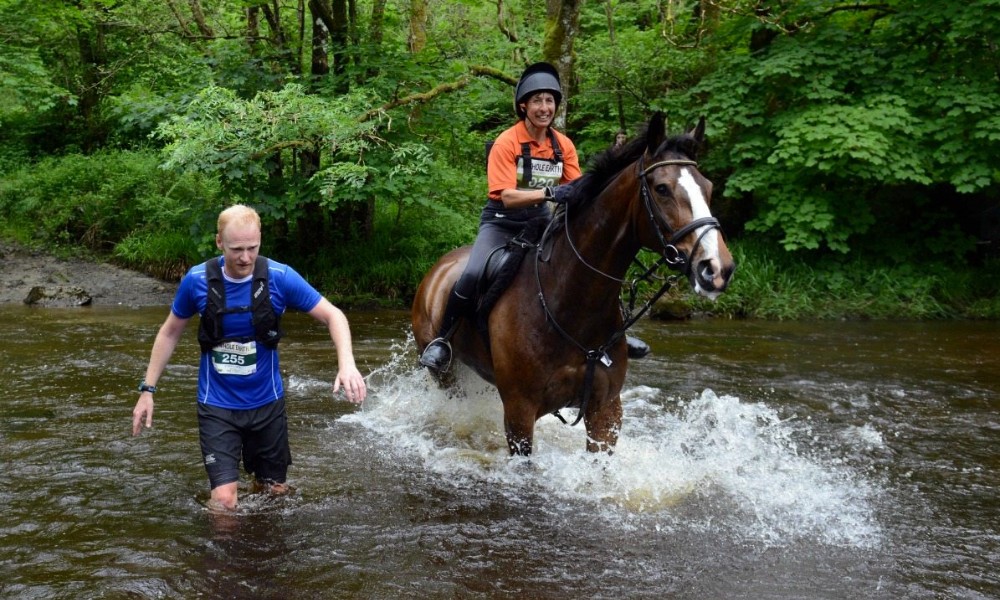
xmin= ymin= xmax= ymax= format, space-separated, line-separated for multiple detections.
xmin=626 ymin=335 xmax=651 ymax=359
xmin=419 ymin=337 xmax=453 ymax=373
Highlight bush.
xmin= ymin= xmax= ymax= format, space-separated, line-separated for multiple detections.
xmin=0 ymin=149 xmax=219 ymax=275
xmin=300 ymin=191 xmax=475 ymax=306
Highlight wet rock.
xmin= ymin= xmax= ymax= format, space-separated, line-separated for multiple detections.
xmin=23 ymin=286 xmax=93 ymax=307
xmin=649 ymin=296 xmax=693 ymax=320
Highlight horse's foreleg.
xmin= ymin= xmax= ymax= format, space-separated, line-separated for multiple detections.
xmin=584 ymin=394 xmax=623 ymax=454
xmin=502 ymin=403 xmax=536 ymax=456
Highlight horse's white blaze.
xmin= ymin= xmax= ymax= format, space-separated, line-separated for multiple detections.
xmin=679 ymin=168 xmax=722 ymax=298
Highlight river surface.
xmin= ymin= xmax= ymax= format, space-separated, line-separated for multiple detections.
xmin=1 ymin=305 xmax=998 ymax=599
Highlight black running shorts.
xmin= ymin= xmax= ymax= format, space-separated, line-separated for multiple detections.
xmin=196 ymin=397 xmax=291 ymax=489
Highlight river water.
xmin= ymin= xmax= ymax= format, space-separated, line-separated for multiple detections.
xmin=1 ymin=305 xmax=998 ymax=599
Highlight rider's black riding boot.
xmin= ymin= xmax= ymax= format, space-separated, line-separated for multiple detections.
xmin=419 ymin=290 xmax=470 ymax=373
xmin=626 ymin=335 xmax=651 ymax=359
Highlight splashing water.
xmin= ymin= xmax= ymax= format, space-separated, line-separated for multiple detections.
xmin=340 ymin=336 xmax=881 ymax=548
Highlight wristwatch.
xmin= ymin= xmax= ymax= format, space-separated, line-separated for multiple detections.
xmin=138 ymin=381 xmax=157 ymax=394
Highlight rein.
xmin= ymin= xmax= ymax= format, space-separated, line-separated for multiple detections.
xmin=536 ymin=156 xmax=722 ymax=426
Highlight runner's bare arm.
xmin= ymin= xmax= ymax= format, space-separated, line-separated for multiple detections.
xmin=307 ymin=298 xmax=367 ymax=404
xmin=132 ymin=313 xmax=190 ymax=436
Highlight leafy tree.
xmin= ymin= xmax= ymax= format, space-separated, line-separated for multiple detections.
xmin=661 ymin=0 xmax=1000 ymax=257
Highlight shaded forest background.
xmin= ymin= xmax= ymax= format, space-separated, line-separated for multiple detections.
xmin=1 ymin=0 xmax=998 ymax=318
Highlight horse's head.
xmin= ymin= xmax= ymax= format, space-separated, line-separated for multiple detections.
xmin=636 ymin=114 xmax=735 ymax=298
xmin=558 ymin=113 xmax=734 ymax=298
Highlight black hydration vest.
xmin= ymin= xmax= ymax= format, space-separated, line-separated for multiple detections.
xmin=516 ymin=128 xmax=563 ymax=189
xmin=196 ymin=256 xmax=284 ymax=354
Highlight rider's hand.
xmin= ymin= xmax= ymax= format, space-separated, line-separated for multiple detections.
xmin=544 ymin=184 xmax=574 ymax=204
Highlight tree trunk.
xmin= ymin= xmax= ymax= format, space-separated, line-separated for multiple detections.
xmin=370 ymin=0 xmax=387 ymax=45
xmin=246 ymin=6 xmax=261 ymax=56
xmin=408 ymin=0 xmax=428 ymax=53
xmin=309 ymin=0 xmax=349 ymax=91
xmin=296 ymin=0 xmax=306 ymax=71
xmin=310 ymin=3 xmax=330 ymax=84
xmin=604 ymin=1 xmax=625 ymax=131
xmin=330 ymin=0 xmax=349 ymax=88
xmin=166 ymin=0 xmax=194 ymax=38
xmin=750 ymin=1 xmax=779 ymax=53
xmin=261 ymin=2 xmax=287 ymax=52
xmin=367 ymin=0 xmax=388 ymax=77
xmin=286 ymin=1 xmax=331 ymax=255
xmin=76 ymin=19 xmax=109 ymax=150
xmin=307 ymin=0 xmax=374 ymax=242
xmin=544 ymin=0 xmax=582 ymax=130
xmin=188 ymin=0 xmax=214 ymax=38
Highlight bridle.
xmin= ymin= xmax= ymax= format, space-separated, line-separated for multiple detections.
xmin=534 ymin=154 xmax=723 ymax=425
xmin=637 ymin=156 xmax=722 ymax=275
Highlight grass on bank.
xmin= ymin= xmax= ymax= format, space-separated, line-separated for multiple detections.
xmin=684 ymin=239 xmax=1000 ymax=320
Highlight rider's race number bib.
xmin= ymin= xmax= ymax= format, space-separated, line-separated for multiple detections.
xmin=211 ymin=341 xmax=258 ymax=375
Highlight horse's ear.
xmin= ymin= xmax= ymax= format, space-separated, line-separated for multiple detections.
xmin=647 ymin=112 xmax=667 ymax=154
xmin=689 ymin=117 xmax=706 ymax=146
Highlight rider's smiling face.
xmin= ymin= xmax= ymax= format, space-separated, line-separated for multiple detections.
xmin=522 ymin=92 xmax=557 ymax=130
xmin=216 ymin=222 xmax=261 ymax=279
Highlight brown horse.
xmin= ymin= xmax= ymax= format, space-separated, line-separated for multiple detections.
xmin=411 ymin=113 xmax=735 ymax=456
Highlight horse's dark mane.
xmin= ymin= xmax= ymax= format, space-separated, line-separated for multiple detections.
xmin=562 ymin=121 xmax=702 ymax=212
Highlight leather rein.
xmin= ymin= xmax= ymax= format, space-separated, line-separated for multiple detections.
xmin=535 ymin=156 xmax=722 ymax=426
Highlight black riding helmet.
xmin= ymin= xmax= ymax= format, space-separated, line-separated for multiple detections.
xmin=514 ymin=62 xmax=562 ymax=119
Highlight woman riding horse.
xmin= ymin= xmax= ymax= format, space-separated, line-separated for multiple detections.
xmin=418 ymin=62 xmax=647 ymax=373
xmin=413 ymin=112 xmax=735 ymax=456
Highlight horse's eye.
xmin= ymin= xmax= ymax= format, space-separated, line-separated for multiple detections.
xmin=655 ymin=183 xmax=671 ymax=197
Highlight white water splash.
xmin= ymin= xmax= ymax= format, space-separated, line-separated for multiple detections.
xmin=339 ymin=338 xmax=882 ymax=547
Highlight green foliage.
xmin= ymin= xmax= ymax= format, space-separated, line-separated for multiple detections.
xmin=0 ymin=44 xmax=69 ymax=121
xmin=0 ymin=1 xmax=78 ymax=121
xmin=319 ymin=141 xmax=468 ymax=216
xmin=573 ymin=0 xmax=714 ymax=155
xmin=1 ymin=0 xmax=998 ymax=316
xmin=112 ymin=231 xmax=202 ymax=280
xmin=107 ymin=86 xmax=187 ymax=141
xmin=664 ymin=0 xmax=1000 ymax=255
xmin=155 ymin=83 xmax=379 ymax=210
xmin=0 ymin=150 xmax=218 ymax=270
xmin=300 ymin=136 xmax=480 ymax=301
xmin=302 ymin=187 xmax=475 ymax=304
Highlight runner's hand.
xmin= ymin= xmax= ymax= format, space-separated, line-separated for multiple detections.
xmin=334 ymin=367 xmax=367 ymax=404
xmin=132 ymin=394 xmax=154 ymax=436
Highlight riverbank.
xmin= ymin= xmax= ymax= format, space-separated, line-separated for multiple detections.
xmin=0 ymin=240 xmax=177 ymax=307
xmin=3 ymin=236 xmax=998 ymax=319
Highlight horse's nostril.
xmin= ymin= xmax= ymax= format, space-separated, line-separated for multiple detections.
xmin=698 ymin=260 xmax=716 ymax=282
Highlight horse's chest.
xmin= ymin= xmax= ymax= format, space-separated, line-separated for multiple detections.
xmin=533 ymin=363 xmax=622 ymax=408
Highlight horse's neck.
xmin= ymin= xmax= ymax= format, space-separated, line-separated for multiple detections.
xmin=546 ymin=176 xmax=642 ymax=313
xmin=572 ymin=175 xmax=641 ymax=277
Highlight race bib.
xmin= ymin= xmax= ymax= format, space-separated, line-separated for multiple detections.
xmin=211 ymin=340 xmax=258 ymax=375
xmin=516 ymin=156 xmax=564 ymax=189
